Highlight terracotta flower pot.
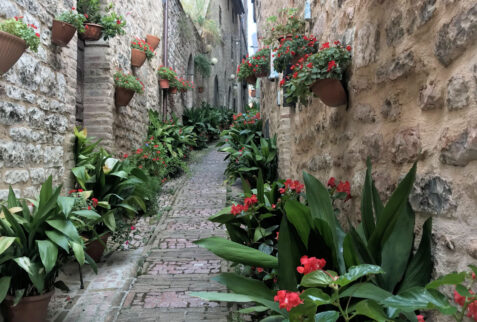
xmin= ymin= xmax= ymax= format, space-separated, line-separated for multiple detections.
xmin=79 ymin=23 xmax=102 ymax=41
xmin=286 ymin=34 xmax=294 ymax=41
xmin=310 ymin=78 xmax=347 ymax=107
xmin=277 ymin=35 xmax=285 ymax=42
xmin=146 ymin=34 xmax=160 ymax=50
xmin=115 ymin=87 xmax=136 ymax=107
xmin=180 ymin=88 xmax=187 ymax=93
xmin=246 ymin=75 xmax=257 ymax=85
xmin=0 ymin=31 xmax=27 ymax=75
xmin=169 ymin=87 xmax=178 ymax=94
xmin=51 ymin=20 xmax=77 ymax=47
xmin=198 ymin=86 xmax=205 ymax=93
xmin=255 ymin=70 xmax=269 ymax=78
xmin=131 ymin=48 xmax=147 ymax=67
xmin=251 ymin=89 xmax=256 ymax=97
xmin=1 ymin=290 xmax=55 ymax=322
xmin=159 ymin=79 xmax=170 ymax=89
xmin=85 ymin=233 xmax=110 ymax=262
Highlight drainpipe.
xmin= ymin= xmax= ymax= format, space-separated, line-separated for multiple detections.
xmin=162 ymin=0 xmax=169 ymax=121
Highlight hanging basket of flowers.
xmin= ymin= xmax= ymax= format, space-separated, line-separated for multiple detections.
xmin=273 ymin=34 xmax=318 ymax=73
xmin=146 ymin=34 xmax=160 ymax=50
xmin=77 ymin=1 xmax=126 ymax=41
xmin=157 ymin=66 xmax=177 ymax=89
xmin=52 ymin=8 xmax=86 ymax=46
xmin=251 ymin=48 xmax=271 ymax=78
xmin=283 ymin=41 xmax=352 ymax=107
xmin=0 ymin=17 xmax=40 ymax=74
xmin=131 ymin=38 xmax=155 ymax=68
xmin=114 ymin=71 xmax=144 ymax=107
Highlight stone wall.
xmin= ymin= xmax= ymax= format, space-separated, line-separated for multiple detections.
xmin=254 ymin=0 xmax=477 ymax=285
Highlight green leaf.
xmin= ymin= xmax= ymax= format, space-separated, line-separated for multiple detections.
xmin=1 ymin=206 xmax=27 ymax=248
xmin=208 ymin=207 xmax=234 ymax=224
xmin=314 ymin=311 xmax=339 ymax=322
xmin=36 ymin=240 xmax=58 ymax=274
xmin=57 ymin=196 xmax=75 ymax=217
xmin=469 ymin=264 xmax=477 ymax=276
xmin=7 ymin=186 xmax=18 ymax=208
xmin=45 ymin=230 xmax=70 ymax=252
xmin=301 ymin=288 xmax=331 ymax=306
xmin=289 ymin=300 xmax=317 ymax=322
xmin=260 ymin=316 xmax=285 ymax=322
xmin=335 ymin=264 xmax=384 ymax=287
xmin=72 ymin=210 xmax=102 ymax=220
xmin=212 ymin=273 xmax=274 ymax=300
xmin=399 ymin=218 xmax=433 ymax=293
xmin=278 ymin=215 xmax=300 ymax=291
xmin=367 ymin=163 xmax=416 ymax=261
xmin=239 ymin=306 xmax=269 ymax=313
xmin=354 ymin=300 xmax=389 ymax=321
xmin=13 ymin=257 xmax=45 ymax=293
xmin=426 ymin=272 xmax=467 ymax=289
xmin=71 ymin=242 xmax=85 ymax=265
xmin=0 ymin=276 xmax=11 ymax=303
xmin=285 ymin=200 xmax=312 ymax=247
xmin=300 ymin=270 xmax=334 ymax=287
xmin=195 ymin=237 xmax=278 ymax=268
xmin=102 ymin=211 xmax=116 ymax=232
xmin=47 ymin=219 xmax=81 ymax=242
xmin=339 ymin=283 xmax=392 ymax=302
xmin=456 ymin=284 xmax=473 ymax=297
xmin=360 ymin=159 xmax=376 ymax=240
xmin=0 ymin=236 xmax=17 ymax=256
xmin=85 ymin=252 xmax=98 ymax=274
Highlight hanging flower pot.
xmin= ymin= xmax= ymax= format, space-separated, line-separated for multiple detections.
xmin=159 ymin=79 xmax=170 ymax=89
xmin=51 ymin=20 xmax=77 ymax=46
xmin=310 ymin=78 xmax=347 ymax=107
xmin=255 ymin=71 xmax=269 ymax=78
xmin=198 ymin=86 xmax=205 ymax=93
xmin=246 ymin=75 xmax=257 ymax=85
xmin=0 ymin=30 xmax=27 ymax=75
xmin=146 ymin=34 xmax=160 ymax=50
xmin=79 ymin=23 xmax=102 ymax=41
xmin=169 ymin=87 xmax=178 ymax=94
xmin=131 ymin=48 xmax=147 ymax=67
xmin=115 ymin=87 xmax=136 ymax=107
xmin=85 ymin=233 xmax=111 ymax=262
xmin=1 ymin=290 xmax=55 ymax=322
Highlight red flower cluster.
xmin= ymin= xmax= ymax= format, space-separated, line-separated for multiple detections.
xmin=244 ymin=194 xmax=258 ymax=207
xmin=231 ymin=203 xmax=248 ymax=216
xmin=279 ymin=179 xmax=304 ymax=194
xmin=327 ymin=60 xmax=336 ymax=72
xmin=454 ymin=290 xmax=477 ymax=320
xmin=296 ymin=255 xmax=326 ymax=275
xmin=328 ymin=177 xmax=351 ymax=201
xmin=416 ymin=315 xmax=424 ymax=322
xmin=274 ymin=290 xmax=303 ymax=312
xmin=92 ymin=198 xmax=98 ymax=208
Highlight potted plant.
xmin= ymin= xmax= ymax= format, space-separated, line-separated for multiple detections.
xmin=251 ymin=48 xmax=271 ymax=78
xmin=273 ymin=34 xmax=318 ymax=73
xmin=114 ymin=71 xmax=144 ymax=107
xmin=157 ymin=66 xmax=177 ymax=89
xmin=284 ymin=42 xmax=352 ymax=106
xmin=77 ymin=0 xmax=126 ymax=41
xmin=0 ymin=178 xmax=96 ymax=322
xmin=146 ymin=34 xmax=160 ymax=50
xmin=52 ymin=7 xmax=86 ymax=46
xmin=0 ymin=17 xmax=40 ymax=74
xmin=261 ymin=9 xmax=306 ymax=45
xmin=194 ymin=54 xmax=211 ymax=79
xmin=131 ymin=38 xmax=155 ymax=68
xmin=237 ymin=57 xmax=256 ymax=85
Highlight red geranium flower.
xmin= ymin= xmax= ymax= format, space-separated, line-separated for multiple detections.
xmin=327 ymin=177 xmax=336 ymax=188
xmin=296 ymin=255 xmax=326 ymax=275
xmin=327 ymin=60 xmax=337 ymax=72
xmin=274 ymin=290 xmax=303 ymax=312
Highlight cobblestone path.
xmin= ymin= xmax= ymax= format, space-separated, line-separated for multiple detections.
xmin=116 ymin=149 xmax=230 ymax=321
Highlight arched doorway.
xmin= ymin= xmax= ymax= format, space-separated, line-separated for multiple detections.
xmin=186 ymin=54 xmax=194 ymax=109
xmin=213 ymin=75 xmax=219 ymax=107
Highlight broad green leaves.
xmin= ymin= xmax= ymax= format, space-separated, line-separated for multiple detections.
xmin=335 ymin=265 xmax=383 ymax=287
xmin=0 ymin=236 xmax=17 ymax=255
xmin=0 ymin=276 xmax=11 ymax=303
xmin=36 ymin=240 xmax=58 ymax=274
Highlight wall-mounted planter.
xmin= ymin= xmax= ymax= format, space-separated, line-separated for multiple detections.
xmin=131 ymin=48 xmax=146 ymax=67
xmin=180 ymin=88 xmax=187 ymax=93
xmin=79 ymin=23 xmax=102 ymax=41
xmin=159 ymin=79 xmax=170 ymax=89
xmin=0 ymin=31 xmax=27 ymax=75
xmin=277 ymin=34 xmax=293 ymax=42
xmin=115 ymin=87 xmax=135 ymax=107
xmin=310 ymin=78 xmax=347 ymax=107
xmin=169 ymin=87 xmax=178 ymax=94
xmin=251 ymin=89 xmax=256 ymax=97
xmin=198 ymin=86 xmax=205 ymax=93
xmin=1 ymin=290 xmax=55 ymax=322
xmin=255 ymin=71 xmax=269 ymax=78
xmin=51 ymin=20 xmax=77 ymax=46
xmin=246 ymin=75 xmax=257 ymax=85
xmin=146 ymin=34 xmax=160 ymax=50
xmin=85 ymin=233 xmax=111 ymax=262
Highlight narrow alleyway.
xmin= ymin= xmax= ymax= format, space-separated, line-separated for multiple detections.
xmin=116 ymin=149 xmax=231 ymax=321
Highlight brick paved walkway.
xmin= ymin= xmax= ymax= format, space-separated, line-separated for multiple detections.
xmin=116 ymin=149 xmax=231 ymax=322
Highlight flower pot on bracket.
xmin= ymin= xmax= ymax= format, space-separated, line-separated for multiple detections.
xmin=51 ymin=20 xmax=77 ymax=46
xmin=79 ymin=23 xmax=102 ymax=41
xmin=198 ymin=86 xmax=205 ymax=93
xmin=246 ymin=75 xmax=257 ymax=85
xmin=85 ymin=233 xmax=110 ymax=262
xmin=169 ymin=87 xmax=177 ymax=94
xmin=159 ymin=79 xmax=170 ymax=89
xmin=146 ymin=34 xmax=160 ymax=50
xmin=255 ymin=71 xmax=269 ymax=78
xmin=1 ymin=290 xmax=55 ymax=322
xmin=115 ymin=87 xmax=135 ymax=107
xmin=310 ymin=78 xmax=347 ymax=107
xmin=131 ymin=48 xmax=146 ymax=67
xmin=0 ymin=30 xmax=27 ymax=75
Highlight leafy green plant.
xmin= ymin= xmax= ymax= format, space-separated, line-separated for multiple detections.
xmin=237 ymin=57 xmax=255 ymax=82
xmin=77 ymin=0 xmax=126 ymax=40
xmin=261 ymin=9 xmax=306 ymax=45
xmin=0 ymin=17 xmax=40 ymax=52
xmin=194 ymin=54 xmax=211 ymax=78
xmin=273 ymin=35 xmax=318 ymax=73
xmin=77 ymin=0 xmax=101 ymax=24
xmin=131 ymin=38 xmax=155 ymax=60
xmin=114 ymin=71 xmax=144 ymax=93
xmin=157 ymin=66 xmax=178 ymax=82
xmin=56 ymin=7 xmax=87 ymax=33
xmin=251 ymin=48 xmax=271 ymax=77
xmin=0 ymin=178 xmax=96 ymax=304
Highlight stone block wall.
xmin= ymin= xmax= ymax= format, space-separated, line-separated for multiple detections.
xmin=254 ymin=0 xmax=477 ymax=283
